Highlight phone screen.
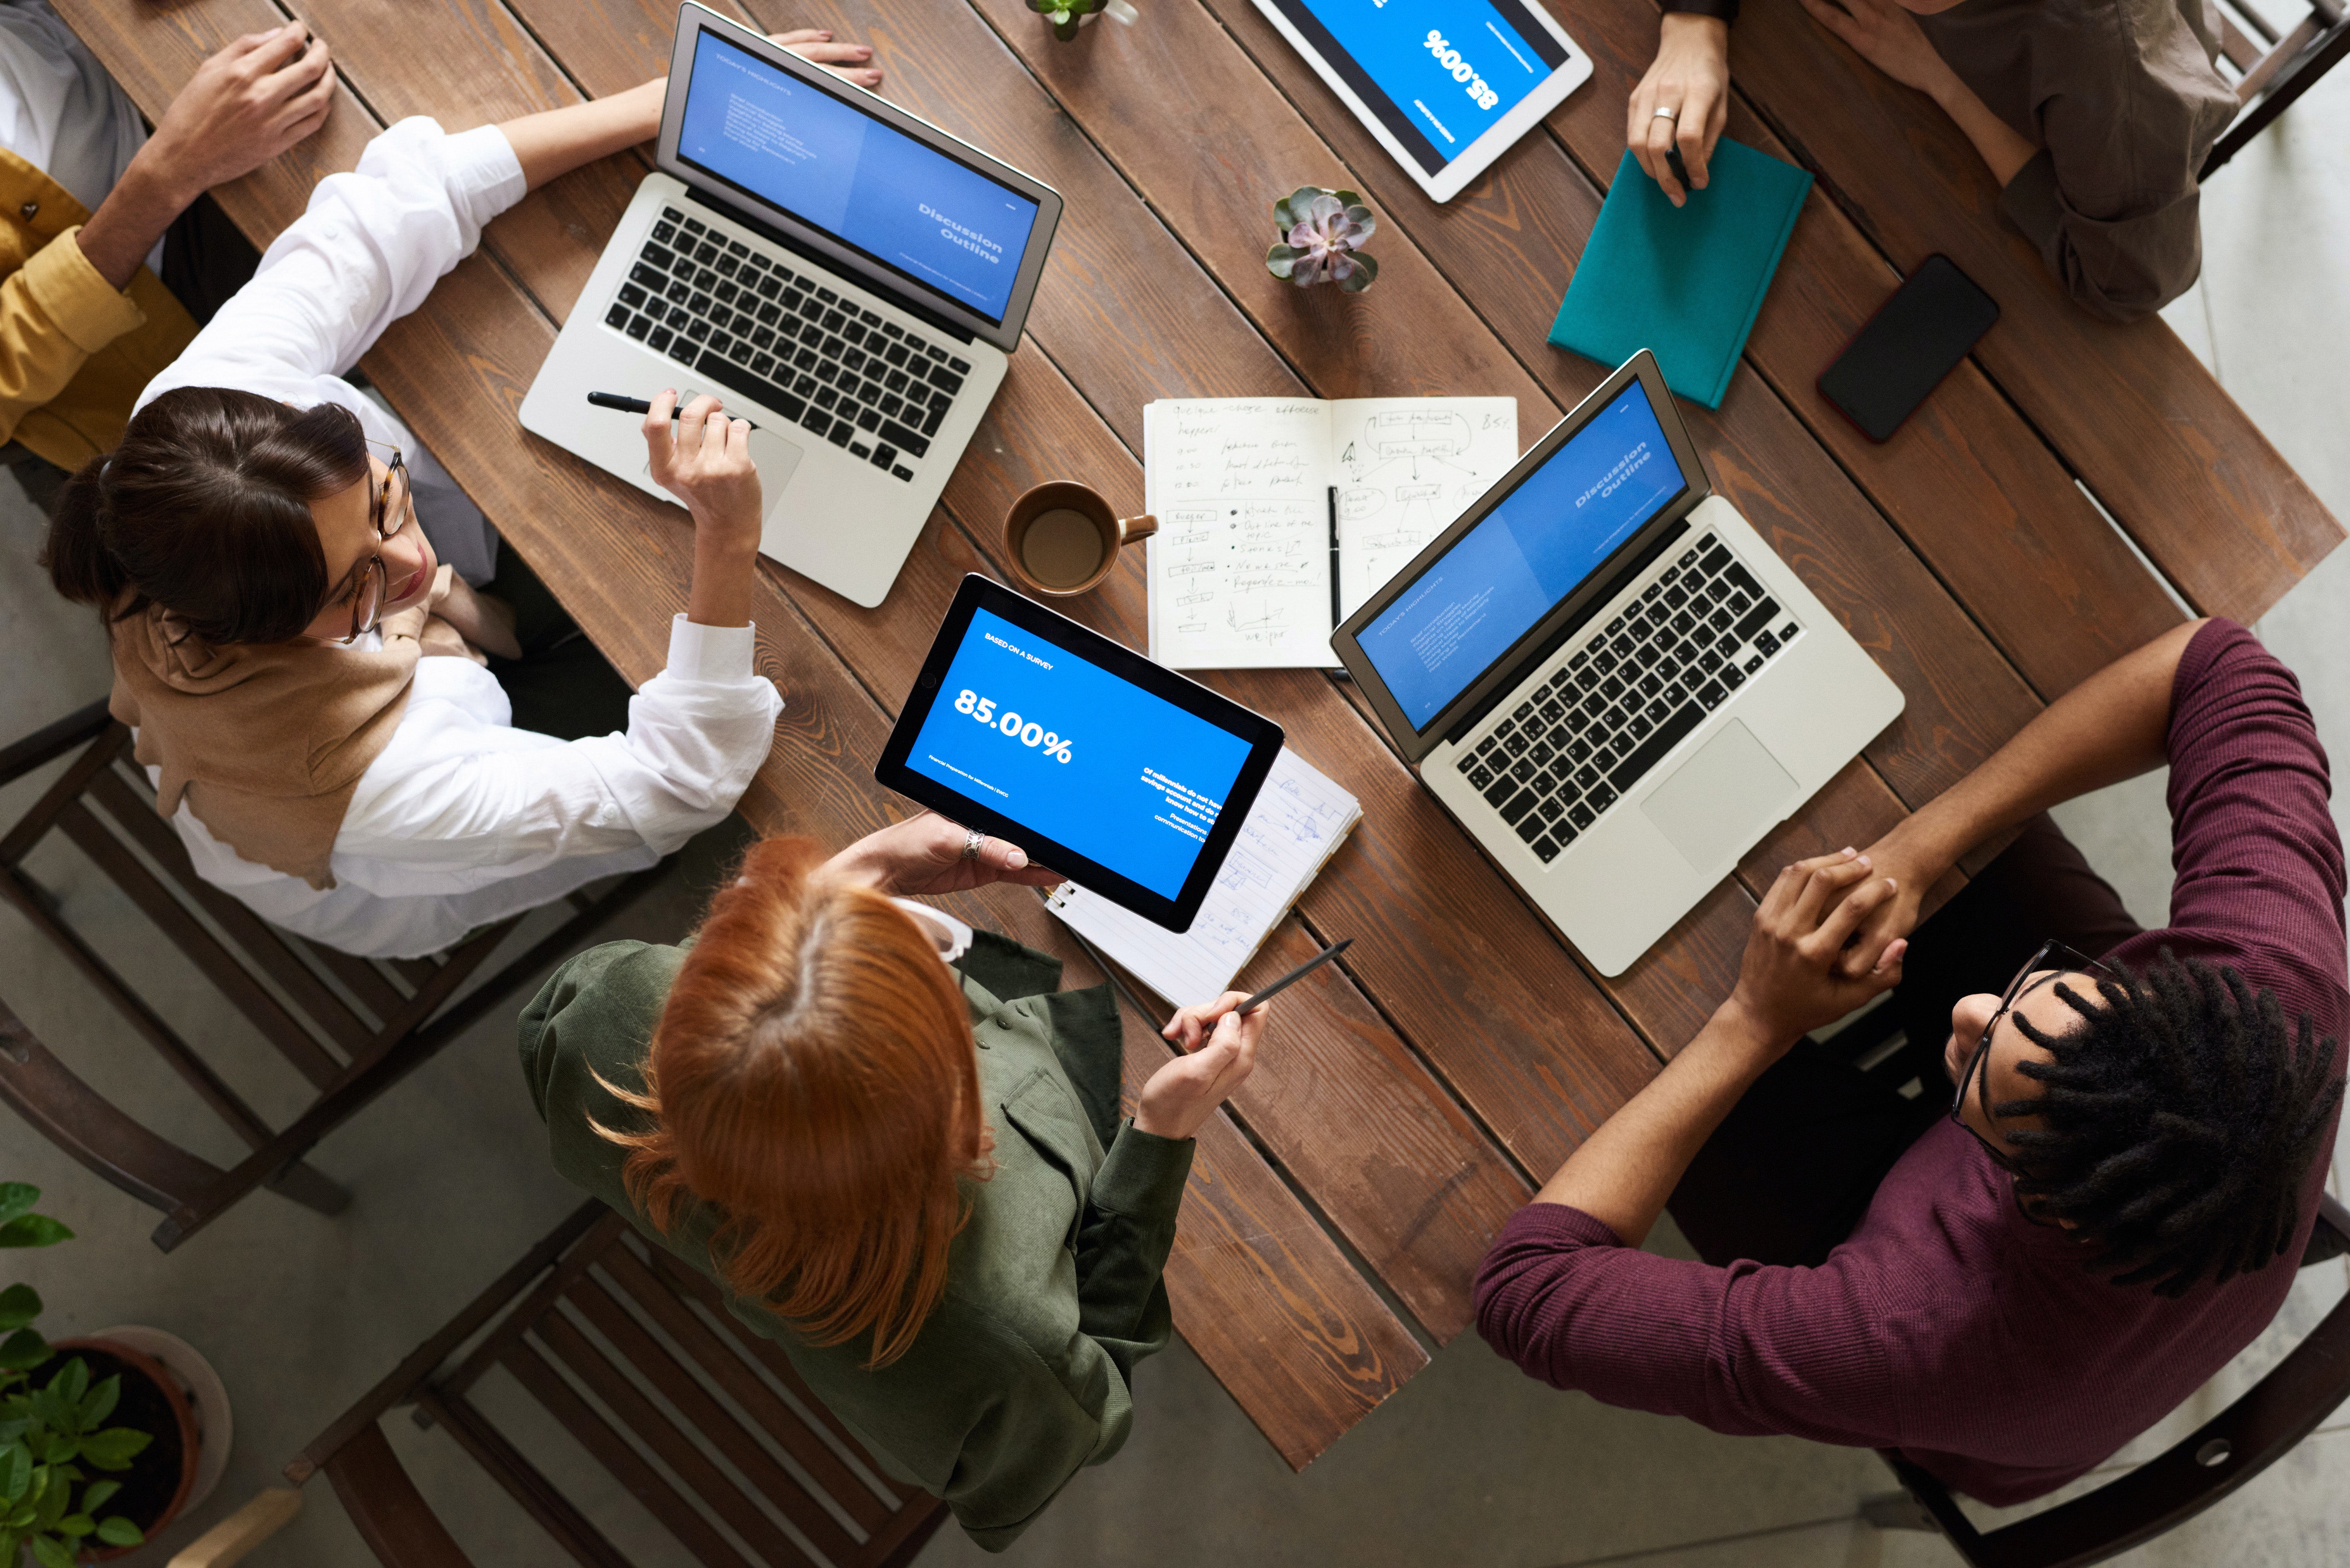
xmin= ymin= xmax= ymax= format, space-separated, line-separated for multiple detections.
xmin=1817 ymin=255 xmax=1999 ymax=442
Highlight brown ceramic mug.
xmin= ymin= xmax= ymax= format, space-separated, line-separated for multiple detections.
xmin=1002 ymin=481 xmax=1156 ymax=597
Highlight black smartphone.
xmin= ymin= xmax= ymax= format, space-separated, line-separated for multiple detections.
xmin=1817 ymin=255 xmax=1999 ymax=443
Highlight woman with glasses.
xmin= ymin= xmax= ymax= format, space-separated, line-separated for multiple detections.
xmin=37 ymin=28 xmax=886 ymax=959
xmin=1476 ymin=618 xmax=2343 ymax=1510
xmin=521 ymin=814 xmax=1266 ymax=1551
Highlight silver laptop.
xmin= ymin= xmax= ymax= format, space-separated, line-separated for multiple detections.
xmin=1331 ymin=352 xmax=1905 ymax=976
xmin=519 ymin=4 xmax=1063 ymax=608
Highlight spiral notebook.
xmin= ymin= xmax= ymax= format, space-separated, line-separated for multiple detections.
xmin=1045 ymin=748 xmax=1360 ymax=1007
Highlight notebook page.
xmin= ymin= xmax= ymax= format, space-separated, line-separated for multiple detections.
xmin=1145 ymin=399 xmax=1335 ymax=668
xmin=1045 ymin=748 xmax=1360 ymax=1008
xmin=1330 ymin=397 xmax=1520 ymax=620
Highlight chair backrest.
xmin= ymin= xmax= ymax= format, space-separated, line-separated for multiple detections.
xmin=289 ymin=1201 xmax=949 ymax=1568
xmin=1886 ymin=1190 xmax=2350 ymax=1568
xmin=2201 ymin=0 xmax=2350 ymax=177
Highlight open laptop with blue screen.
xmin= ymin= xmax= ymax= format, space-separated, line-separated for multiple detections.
xmin=519 ymin=4 xmax=1062 ymax=608
xmin=1331 ymin=352 xmax=1905 ymax=975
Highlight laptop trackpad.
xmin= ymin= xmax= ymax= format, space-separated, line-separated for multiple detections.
xmin=1641 ymin=720 xmax=1797 ymax=873
xmin=747 ymin=428 xmax=805 ymax=519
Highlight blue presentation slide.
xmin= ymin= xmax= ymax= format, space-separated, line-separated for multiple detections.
xmin=1363 ymin=383 xmax=1683 ymax=727
xmin=679 ymin=33 xmax=1039 ymax=320
xmin=908 ymin=609 xmax=1255 ymax=899
xmin=1296 ymin=0 xmax=1557 ymax=165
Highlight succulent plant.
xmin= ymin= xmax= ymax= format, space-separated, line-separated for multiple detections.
xmin=1029 ymin=0 xmax=1137 ymax=42
xmin=1266 ymin=186 xmax=1380 ymax=292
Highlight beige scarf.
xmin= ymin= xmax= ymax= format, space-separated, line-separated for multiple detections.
xmin=108 ymin=566 xmax=487 ymax=891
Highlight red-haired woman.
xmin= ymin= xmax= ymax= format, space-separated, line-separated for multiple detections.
xmin=520 ymin=813 xmax=1266 ymax=1552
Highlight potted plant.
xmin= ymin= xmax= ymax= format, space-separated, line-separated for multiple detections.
xmin=0 ymin=1184 xmax=209 ymax=1564
xmin=1265 ymin=186 xmax=1380 ymax=292
xmin=1028 ymin=0 xmax=1138 ymax=42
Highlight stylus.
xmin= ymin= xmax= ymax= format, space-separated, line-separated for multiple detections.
xmin=1327 ymin=486 xmax=1342 ymax=633
xmin=1233 ymin=938 xmax=1352 ymax=1016
xmin=587 ymin=391 xmax=758 ymax=428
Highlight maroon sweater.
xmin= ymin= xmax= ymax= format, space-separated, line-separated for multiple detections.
xmin=1475 ymin=621 xmax=2346 ymax=1504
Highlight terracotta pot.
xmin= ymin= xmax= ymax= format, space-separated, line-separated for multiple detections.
xmin=32 ymin=1336 xmax=202 ymax=1562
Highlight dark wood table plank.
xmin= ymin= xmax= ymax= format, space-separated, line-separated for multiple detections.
xmin=1624 ymin=0 xmax=2343 ymax=623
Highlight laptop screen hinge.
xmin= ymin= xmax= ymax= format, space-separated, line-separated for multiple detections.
xmin=683 ymin=187 xmax=977 ymax=346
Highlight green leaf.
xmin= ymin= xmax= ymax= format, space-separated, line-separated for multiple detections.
xmin=55 ymin=1514 xmax=91 ymax=1537
xmin=0 ymin=1330 xmax=47 ymax=1371
xmin=75 ymin=1376 xmax=116 ymax=1432
xmin=0 ymin=1286 xmax=39 ymax=1334
xmin=48 ymin=1360 xmax=85 ymax=1412
xmin=33 ymin=1469 xmax=67 ymax=1531
xmin=29 ymin=1531 xmax=73 ymax=1568
xmin=78 ymin=1479 xmax=116 ymax=1513
xmin=0 ymin=1442 xmax=25 ymax=1501
xmin=0 ymin=1214 xmax=72 ymax=1250
xmin=0 ymin=1185 xmax=39 ymax=1230
xmin=76 ymin=1427 xmax=149 ymax=1471
xmin=1343 ymin=206 xmax=1377 ymax=242
xmin=1275 ymin=186 xmax=1325 ymax=230
xmin=94 ymin=1516 xmax=143 ymax=1548
xmin=1265 ymin=243 xmax=1298 ymax=280
xmin=42 ymin=1433 xmax=73 ymax=1465
xmin=1339 ymin=252 xmax=1380 ymax=292
xmin=1332 ymin=190 xmax=1362 ymax=208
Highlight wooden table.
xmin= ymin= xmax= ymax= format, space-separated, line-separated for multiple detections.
xmin=60 ymin=0 xmax=2342 ymax=1473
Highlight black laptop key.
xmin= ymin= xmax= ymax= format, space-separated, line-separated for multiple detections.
xmin=878 ymin=417 xmax=931 ymax=459
xmin=692 ymin=241 xmax=718 ymax=265
xmin=922 ymin=404 xmax=947 ymax=438
xmin=1723 ymin=560 xmax=1764 ymax=602
xmin=1721 ymin=663 xmax=1746 ymax=690
xmin=1755 ymin=629 xmax=1781 ymax=657
xmin=624 ymin=313 xmax=651 ymax=341
xmin=667 ymin=337 xmax=698 ymax=366
xmin=850 ymin=442 xmax=872 ymax=460
xmin=708 ymin=332 xmax=733 ymax=356
xmin=873 ymin=444 xmax=900 ymax=471
xmin=1607 ymin=700 xmax=1704 ymax=794
xmin=1588 ymin=783 xmax=1618 ymax=813
xmin=651 ymin=221 xmax=677 ymax=245
xmin=1629 ymin=714 xmax=1653 ymax=742
xmin=1498 ymin=789 xmax=1538 ymax=827
xmin=1734 ymin=597 xmax=1781 ymax=645
xmin=1568 ymin=801 xmax=1596 ymax=830
xmin=694 ymin=351 xmax=802 ymax=425
xmin=799 ymin=404 xmax=831 ymax=435
xmin=930 ymin=368 xmax=965 ymax=397
xmin=604 ymin=302 xmax=630 ymax=330
xmin=1698 ymin=545 xmax=1733 ymax=579
xmin=1780 ymin=623 xmax=1799 ymax=644
xmin=1697 ymin=680 xmax=1727 ymax=709
xmin=618 ymin=283 xmax=647 ymax=310
xmin=1515 ymin=815 xmax=1546 ymax=845
xmin=1532 ymin=836 xmax=1560 ymax=863
xmin=715 ymin=256 xmax=739 ymax=280
xmin=1482 ymin=776 xmax=1517 ymax=809
xmin=1726 ymin=592 xmax=1752 ymax=620
xmin=856 ymin=408 xmax=881 ymax=434
xmin=629 ymin=262 xmax=665 ymax=291
xmin=647 ymin=325 xmax=673 ymax=352
xmin=1510 ymin=757 xmax=1537 ymax=784
xmin=827 ymin=418 xmax=854 ymax=447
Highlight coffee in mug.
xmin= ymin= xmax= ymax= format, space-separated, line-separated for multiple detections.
xmin=1002 ymin=481 xmax=1156 ymax=597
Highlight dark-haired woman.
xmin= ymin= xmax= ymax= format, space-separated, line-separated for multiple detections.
xmin=1476 ymin=619 xmax=2344 ymax=1507
xmin=522 ymin=813 xmax=1266 ymax=1551
xmin=42 ymin=31 xmax=881 ymax=958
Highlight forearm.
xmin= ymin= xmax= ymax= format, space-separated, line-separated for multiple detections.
xmin=1532 ymin=1001 xmax=1780 ymax=1245
xmin=1932 ymin=72 xmax=2037 ymax=189
xmin=685 ymin=529 xmax=759 ymax=628
xmin=499 ymin=79 xmax=666 ymax=193
xmin=74 ymin=154 xmax=192 ymax=293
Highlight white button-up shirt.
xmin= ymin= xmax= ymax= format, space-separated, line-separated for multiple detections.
xmin=136 ymin=117 xmax=784 ymax=958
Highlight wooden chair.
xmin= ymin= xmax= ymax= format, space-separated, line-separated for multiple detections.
xmin=285 ymin=1201 xmax=951 ymax=1568
xmin=2202 ymin=0 xmax=2350 ymax=178
xmin=1866 ymin=1189 xmax=2350 ymax=1567
xmin=0 ymin=701 xmax=671 ymax=1252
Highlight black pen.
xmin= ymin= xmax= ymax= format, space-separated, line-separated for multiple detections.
xmin=1327 ymin=484 xmax=1342 ymax=632
xmin=1232 ymin=937 xmax=1352 ymax=1016
xmin=586 ymin=390 xmax=756 ymax=428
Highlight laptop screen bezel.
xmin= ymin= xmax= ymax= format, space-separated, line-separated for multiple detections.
xmin=658 ymin=4 xmax=1063 ymax=352
xmin=1329 ymin=352 xmax=1712 ymax=763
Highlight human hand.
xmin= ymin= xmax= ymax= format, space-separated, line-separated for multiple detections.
xmin=771 ymin=29 xmax=883 ymax=91
xmin=1828 ymin=819 xmax=1948 ymax=981
xmin=138 ymin=21 xmax=335 ymax=203
xmin=820 ymin=813 xmax=1061 ymax=896
xmin=1721 ymin=849 xmax=1906 ymax=1049
xmin=1628 ymin=13 xmax=1730 ymax=208
xmin=1141 ymin=993 xmax=1265 ymax=1140
xmin=1796 ymin=0 xmax=1958 ymax=98
xmin=645 ymin=391 xmax=762 ymax=541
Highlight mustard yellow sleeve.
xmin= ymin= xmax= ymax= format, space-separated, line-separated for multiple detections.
xmin=0 ymin=225 xmax=146 ymax=446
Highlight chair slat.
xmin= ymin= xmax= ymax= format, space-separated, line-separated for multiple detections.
xmin=500 ymin=1335 xmax=761 ymax=1568
xmin=564 ymin=1270 xmax=863 ymax=1564
xmin=0 ymin=724 xmax=122 ymax=867
xmin=323 ymin=1423 xmax=479 ymax=1568
xmin=416 ymin=1388 xmax=634 ymax=1568
xmin=310 ymin=946 xmax=411 ymax=1024
xmin=440 ymin=1212 xmax=634 ymax=1400
xmin=0 ymin=701 xmax=110 ymax=791
xmin=598 ymin=1240 xmax=892 ymax=1531
xmin=645 ymin=1250 xmax=877 ymax=1465
xmin=0 ymin=1001 xmax=224 ymax=1212
xmin=2220 ymin=14 xmax=2265 ymax=71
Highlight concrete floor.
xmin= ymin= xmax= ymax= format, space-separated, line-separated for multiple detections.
xmin=0 ymin=53 xmax=2346 ymax=1568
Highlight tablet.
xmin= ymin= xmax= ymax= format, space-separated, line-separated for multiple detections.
xmin=1251 ymin=0 xmax=1593 ymax=204
xmin=877 ymin=577 xmax=1285 ymax=931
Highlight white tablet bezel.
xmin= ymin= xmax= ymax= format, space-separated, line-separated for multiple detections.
xmin=1249 ymin=0 xmax=1594 ymax=204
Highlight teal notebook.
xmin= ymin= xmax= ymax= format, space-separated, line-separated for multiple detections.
xmin=1549 ymin=140 xmax=1812 ymax=410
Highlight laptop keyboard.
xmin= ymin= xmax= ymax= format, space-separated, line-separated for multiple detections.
xmin=1455 ymin=531 xmax=1804 ymax=865
xmin=604 ymin=206 xmax=971 ymax=482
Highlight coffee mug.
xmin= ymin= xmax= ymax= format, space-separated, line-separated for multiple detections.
xmin=1002 ymin=481 xmax=1157 ymax=597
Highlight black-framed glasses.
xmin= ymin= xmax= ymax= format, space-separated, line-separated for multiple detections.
xmin=327 ymin=441 xmax=412 ymax=644
xmin=1951 ymin=938 xmax=2118 ymax=1175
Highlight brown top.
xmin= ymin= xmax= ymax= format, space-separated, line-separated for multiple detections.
xmin=1920 ymin=0 xmax=2239 ymax=323
xmin=109 ymin=566 xmax=472 ymax=891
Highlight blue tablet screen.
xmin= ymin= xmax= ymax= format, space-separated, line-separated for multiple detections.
xmin=677 ymin=32 xmax=1040 ymax=323
xmin=1268 ymin=0 xmax=1568 ymax=175
xmin=1360 ymin=380 xmax=1685 ymax=729
xmin=907 ymin=609 xmax=1256 ymax=898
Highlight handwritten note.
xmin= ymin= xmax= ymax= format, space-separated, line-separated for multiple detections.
xmin=1146 ymin=397 xmax=1517 ymax=669
xmin=1046 ymin=748 xmax=1360 ymax=1007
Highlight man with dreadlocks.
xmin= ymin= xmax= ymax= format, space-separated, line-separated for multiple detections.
xmin=1475 ymin=618 xmax=2345 ymax=1505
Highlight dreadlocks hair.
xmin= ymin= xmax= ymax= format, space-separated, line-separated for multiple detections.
xmin=1996 ymin=948 xmax=2343 ymax=1299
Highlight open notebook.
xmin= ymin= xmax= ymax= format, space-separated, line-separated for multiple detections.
xmin=1045 ymin=748 xmax=1361 ymax=1008
xmin=1144 ymin=396 xmax=1517 ymax=668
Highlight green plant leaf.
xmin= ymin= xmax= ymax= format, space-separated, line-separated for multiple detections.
xmin=56 ymin=1514 xmax=91 ymax=1537
xmin=1275 ymin=186 xmax=1325 ymax=230
xmin=1343 ymin=206 xmax=1377 ymax=242
xmin=95 ymin=1516 xmax=143 ymax=1548
xmin=1339 ymin=252 xmax=1380 ymax=292
xmin=1265 ymin=243 xmax=1298 ymax=279
xmin=78 ymin=1479 xmax=116 ymax=1513
xmin=1332 ymin=190 xmax=1361 ymax=208
xmin=0 ymin=1330 xmax=47 ymax=1371
xmin=48 ymin=1359 xmax=85 ymax=1419
xmin=0 ymin=1214 xmax=72 ymax=1250
xmin=33 ymin=1469 xmax=67 ymax=1532
xmin=0 ymin=1286 xmax=39 ymax=1334
xmin=42 ymin=1433 xmax=72 ymax=1465
xmin=75 ymin=1376 xmax=117 ymax=1432
xmin=30 ymin=1530 xmax=74 ymax=1568
xmin=76 ymin=1427 xmax=149 ymax=1471
xmin=0 ymin=1185 xmax=39 ymax=1230
xmin=0 ymin=1442 xmax=25 ymax=1501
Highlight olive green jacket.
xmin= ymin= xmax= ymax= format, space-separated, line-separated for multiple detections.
xmin=518 ymin=930 xmax=1193 ymax=1552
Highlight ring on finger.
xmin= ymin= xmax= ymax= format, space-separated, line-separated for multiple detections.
xmin=1653 ymin=105 xmax=1680 ymax=120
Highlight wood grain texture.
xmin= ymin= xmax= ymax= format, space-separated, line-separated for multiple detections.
xmin=1582 ymin=0 xmax=2344 ymax=622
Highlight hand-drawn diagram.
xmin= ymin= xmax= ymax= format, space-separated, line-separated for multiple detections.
xmin=1334 ymin=400 xmax=1518 ymax=620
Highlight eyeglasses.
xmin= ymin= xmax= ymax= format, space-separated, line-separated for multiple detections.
xmin=1951 ymin=938 xmax=2117 ymax=1175
xmin=890 ymin=898 xmax=974 ymax=965
xmin=327 ymin=441 xmax=412 ymax=644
